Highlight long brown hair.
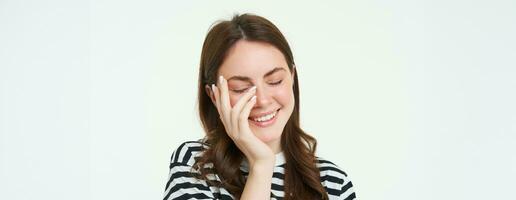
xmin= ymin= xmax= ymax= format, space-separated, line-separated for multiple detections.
xmin=194 ymin=13 xmax=328 ymax=200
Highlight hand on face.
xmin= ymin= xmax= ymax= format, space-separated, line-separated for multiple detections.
xmin=210 ymin=75 xmax=275 ymax=168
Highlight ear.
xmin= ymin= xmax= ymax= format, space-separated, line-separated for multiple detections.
xmin=205 ymin=84 xmax=216 ymax=105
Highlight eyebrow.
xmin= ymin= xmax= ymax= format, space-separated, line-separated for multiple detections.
xmin=227 ymin=67 xmax=286 ymax=82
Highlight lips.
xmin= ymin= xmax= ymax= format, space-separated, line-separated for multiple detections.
xmin=251 ymin=111 xmax=276 ymax=122
xmin=248 ymin=108 xmax=280 ymax=127
xmin=249 ymin=108 xmax=280 ymax=120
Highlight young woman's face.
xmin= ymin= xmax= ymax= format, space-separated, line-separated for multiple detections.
xmin=216 ymin=40 xmax=295 ymax=150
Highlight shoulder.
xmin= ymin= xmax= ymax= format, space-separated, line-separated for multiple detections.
xmin=164 ymin=140 xmax=218 ymax=199
xmin=169 ymin=140 xmax=209 ymax=167
xmin=316 ymin=157 xmax=349 ymax=177
xmin=316 ymin=157 xmax=357 ymax=199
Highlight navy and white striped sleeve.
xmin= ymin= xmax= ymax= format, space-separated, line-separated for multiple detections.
xmin=163 ymin=141 xmax=214 ymax=200
xmin=317 ymin=159 xmax=357 ymax=200
xmin=337 ymin=174 xmax=356 ymax=200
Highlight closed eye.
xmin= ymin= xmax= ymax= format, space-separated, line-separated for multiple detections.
xmin=269 ymin=80 xmax=282 ymax=85
xmin=232 ymin=88 xmax=247 ymax=94
xmin=231 ymin=80 xmax=283 ymax=94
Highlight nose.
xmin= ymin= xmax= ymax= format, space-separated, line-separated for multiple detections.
xmin=254 ymin=85 xmax=272 ymax=108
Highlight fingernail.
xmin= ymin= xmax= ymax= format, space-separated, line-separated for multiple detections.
xmin=251 ymin=96 xmax=256 ymax=101
xmin=250 ymin=86 xmax=257 ymax=92
xmin=219 ymin=75 xmax=223 ymax=83
xmin=211 ymin=84 xmax=215 ymax=92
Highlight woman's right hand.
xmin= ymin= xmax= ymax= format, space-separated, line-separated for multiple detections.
xmin=210 ymin=75 xmax=275 ymax=169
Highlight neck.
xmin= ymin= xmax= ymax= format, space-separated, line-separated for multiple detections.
xmin=265 ymin=139 xmax=282 ymax=154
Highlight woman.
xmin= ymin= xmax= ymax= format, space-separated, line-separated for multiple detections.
xmin=163 ymin=13 xmax=356 ymax=200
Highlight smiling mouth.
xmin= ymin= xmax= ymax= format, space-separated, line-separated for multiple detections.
xmin=248 ymin=108 xmax=281 ymax=127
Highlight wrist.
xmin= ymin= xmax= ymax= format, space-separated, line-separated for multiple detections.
xmin=249 ymin=159 xmax=275 ymax=173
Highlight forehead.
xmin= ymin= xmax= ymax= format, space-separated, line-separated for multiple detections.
xmin=218 ymin=40 xmax=289 ymax=77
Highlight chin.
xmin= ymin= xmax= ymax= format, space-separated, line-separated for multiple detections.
xmin=253 ymin=129 xmax=282 ymax=143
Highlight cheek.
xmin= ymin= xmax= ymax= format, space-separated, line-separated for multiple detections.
xmin=229 ymin=94 xmax=240 ymax=107
xmin=273 ymin=85 xmax=294 ymax=104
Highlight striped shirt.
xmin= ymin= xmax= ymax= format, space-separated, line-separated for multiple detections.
xmin=163 ymin=141 xmax=356 ymax=200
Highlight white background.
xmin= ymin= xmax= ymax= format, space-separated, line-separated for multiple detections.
xmin=1 ymin=0 xmax=515 ymax=199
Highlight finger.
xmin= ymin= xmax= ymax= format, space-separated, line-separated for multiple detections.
xmin=231 ymin=86 xmax=257 ymax=131
xmin=238 ymin=95 xmax=257 ymax=134
xmin=218 ymin=76 xmax=231 ymax=114
xmin=218 ymin=76 xmax=233 ymax=132
xmin=232 ymin=86 xmax=257 ymax=112
xmin=210 ymin=84 xmax=221 ymax=116
xmin=216 ymin=79 xmax=233 ymax=135
xmin=212 ymin=84 xmax=229 ymax=130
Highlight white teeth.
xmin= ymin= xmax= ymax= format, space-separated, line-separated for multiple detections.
xmin=252 ymin=110 xmax=277 ymax=122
